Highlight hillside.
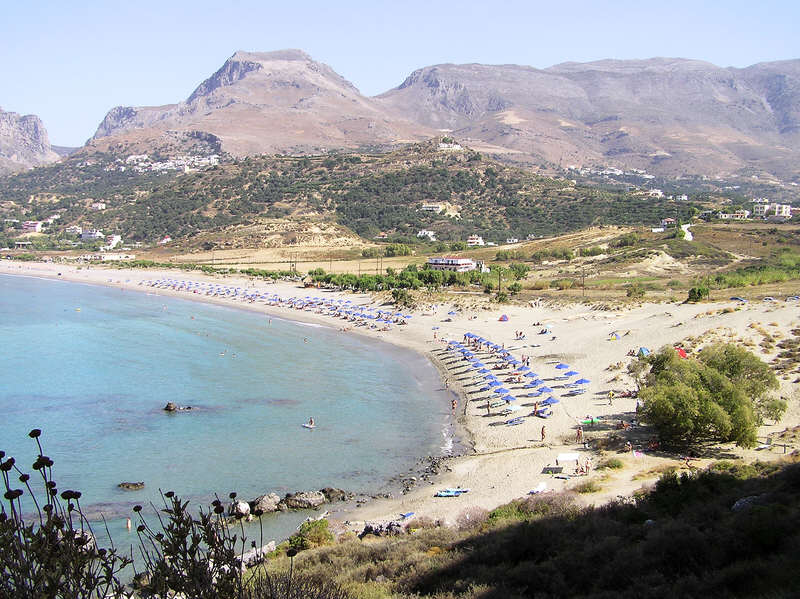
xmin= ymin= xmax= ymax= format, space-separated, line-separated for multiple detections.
xmin=0 ymin=139 xmax=698 ymax=248
xmin=377 ymin=58 xmax=800 ymax=179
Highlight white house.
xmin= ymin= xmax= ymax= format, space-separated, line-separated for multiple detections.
xmin=506 ymin=238 xmax=519 ymax=244
xmin=660 ymin=217 xmax=677 ymax=228
xmin=420 ymin=203 xmax=444 ymax=214
xmin=22 ymin=221 xmax=43 ymax=233
xmin=65 ymin=225 xmax=83 ymax=235
xmin=81 ymin=229 xmax=104 ymax=240
xmin=90 ymin=202 xmax=107 ymax=211
xmin=648 ymin=189 xmax=664 ymax=198
xmin=676 ymin=194 xmax=689 ymax=202
xmin=466 ymin=235 xmax=485 ymax=247
xmin=417 ymin=230 xmax=437 ymax=241
xmin=159 ymin=235 xmax=172 ymax=245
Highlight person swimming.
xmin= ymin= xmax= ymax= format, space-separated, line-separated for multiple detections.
xmin=308 ymin=417 xmax=315 ymax=427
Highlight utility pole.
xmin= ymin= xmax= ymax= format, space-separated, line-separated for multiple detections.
xmin=582 ymin=265 xmax=586 ymax=297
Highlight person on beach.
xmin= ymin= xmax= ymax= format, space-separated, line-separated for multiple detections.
xmin=486 ymin=399 xmax=491 ymax=415
xmin=541 ymin=425 xmax=546 ymax=442
xmin=451 ymin=398 xmax=458 ymax=412
xmin=576 ymin=426 xmax=583 ymax=443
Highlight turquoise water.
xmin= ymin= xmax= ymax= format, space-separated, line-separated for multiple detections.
xmin=0 ymin=273 xmax=452 ymax=544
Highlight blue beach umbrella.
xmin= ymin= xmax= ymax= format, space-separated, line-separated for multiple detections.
xmin=564 ymin=370 xmax=579 ymax=376
xmin=494 ymin=387 xmax=510 ymax=394
xmin=541 ymin=396 xmax=560 ymax=405
xmin=538 ymin=386 xmax=554 ymax=393
xmin=575 ymin=378 xmax=591 ymax=385
xmin=555 ymin=363 xmax=569 ymax=370
xmin=501 ymin=394 xmax=516 ymax=402
xmin=517 ymin=365 xmax=530 ymax=371
xmin=525 ymin=372 xmax=540 ymax=378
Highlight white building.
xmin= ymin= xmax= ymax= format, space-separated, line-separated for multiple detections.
xmin=753 ymin=203 xmax=792 ymax=218
xmin=103 ymin=234 xmax=122 ymax=250
xmin=90 ymin=202 xmax=107 ymax=211
xmin=417 ymin=230 xmax=437 ymax=241
xmin=676 ymin=194 xmax=689 ymax=202
xmin=420 ymin=203 xmax=444 ymax=214
xmin=427 ymin=257 xmax=478 ymax=272
xmin=22 ymin=221 xmax=43 ymax=233
xmin=466 ymin=235 xmax=485 ymax=247
xmin=81 ymin=229 xmax=104 ymax=240
xmin=660 ymin=217 xmax=676 ymax=228
xmin=648 ymin=189 xmax=664 ymax=198
xmin=65 ymin=225 xmax=83 ymax=235
xmin=506 ymin=238 xmax=519 ymax=244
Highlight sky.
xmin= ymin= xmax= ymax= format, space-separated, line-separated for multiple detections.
xmin=3 ymin=0 xmax=799 ymax=147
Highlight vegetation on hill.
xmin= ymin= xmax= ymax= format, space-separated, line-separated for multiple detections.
xmin=0 ymin=141 xmax=698 ymax=245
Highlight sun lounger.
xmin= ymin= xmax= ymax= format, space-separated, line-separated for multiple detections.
xmin=490 ymin=400 xmax=506 ymax=408
xmin=506 ymin=417 xmax=525 ymax=425
xmin=756 ymin=437 xmax=773 ymax=450
xmin=434 ymin=490 xmax=462 ymax=497
xmin=400 ymin=512 xmax=415 ymax=519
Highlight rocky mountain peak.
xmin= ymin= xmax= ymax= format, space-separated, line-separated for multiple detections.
xmin=0 ymin=107 xmax=59 ymax=174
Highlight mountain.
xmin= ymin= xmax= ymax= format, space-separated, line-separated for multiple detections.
xmin=88 ymin=50 xmax=432 ymax=157
xmin=376 ymin=57 xmax=800 ymax=178
xmin=0 ymin=107 xmax=59 ymax=174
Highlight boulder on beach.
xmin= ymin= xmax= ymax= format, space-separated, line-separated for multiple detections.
xmin=282 ymin=491 xmax=326 ymax=510
xmin=250 ymin=493 xmax=281 ymax=514
xmin=118 ymin=481 xmax=145 ymax=491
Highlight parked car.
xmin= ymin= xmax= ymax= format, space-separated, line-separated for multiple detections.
xmin=763 ymin=296 xmax=777 ymax=302
xmin=730 ymin=296 xmax=747 ymax=302
xmin=786 ymin=296 xmax=800 ymax=302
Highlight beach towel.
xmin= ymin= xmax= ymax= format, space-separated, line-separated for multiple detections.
xmin=529 ymin=482 xmax=548 ymax=494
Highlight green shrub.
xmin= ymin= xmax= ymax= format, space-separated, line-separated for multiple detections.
xmin=289 ymin=519 xmax=335 ymax=551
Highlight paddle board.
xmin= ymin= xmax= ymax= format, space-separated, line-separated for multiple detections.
xmin=302 ymin=424 xmax=316 ymax=429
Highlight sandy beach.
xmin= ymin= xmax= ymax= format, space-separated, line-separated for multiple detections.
xmin=3 ymin=259 xmax=799 ymax=532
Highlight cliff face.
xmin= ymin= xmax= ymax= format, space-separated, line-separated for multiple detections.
xmin=0 ymin=108 xmax=59 ymax=174
xmin=377 ymin=58 xmax=800 ymax=178
xmin=89 ymin=49 xmax=432 ymax=157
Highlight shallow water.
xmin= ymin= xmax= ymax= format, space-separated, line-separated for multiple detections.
xmin=0 ymin=273 xmax=452 ymax=545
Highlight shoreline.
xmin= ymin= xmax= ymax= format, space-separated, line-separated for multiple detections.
xmin=3 ymin=260 xmax=799 ymax=533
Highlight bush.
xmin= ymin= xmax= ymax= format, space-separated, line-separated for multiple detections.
xmin=391 ymin=288 xmax=414 ymax=307
xmin=507 ymin=282 xmax=522 ymax=295
xmin=456 ymin=507 xmax=489 ymax=531
xmin=687 ymin=286 xmax=709 ymax=302
xmin=626 ymin=282 xmax=646 ymax=298
xmin=598 ymin=458 xmax=624 ymax=470
xmin=289 ymin=519 xmax=335 ymax=551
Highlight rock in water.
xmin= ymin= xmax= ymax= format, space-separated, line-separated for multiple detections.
xmin=251 ymin=493 xmax=281 ymax=514
xmin=282 ymin=491 xmax=326 ymax=510
xmin=228 ymin=500 xmax=251 ymax=518
xmin=118 ymin=481 xmax=145 ymax=491
xmin=320 ymin=487 xmax=352 ymax=502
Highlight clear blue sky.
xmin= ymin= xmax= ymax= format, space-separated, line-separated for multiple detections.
xmin=2 ymin=0 xmax=798 ymax=146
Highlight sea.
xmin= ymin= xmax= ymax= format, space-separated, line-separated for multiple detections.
xmin=0 ymin=273 xmax=455 ymax=549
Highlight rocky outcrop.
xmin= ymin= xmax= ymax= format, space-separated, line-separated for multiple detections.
xmin=358 ymin=521 xmax=404 ymax=539
xmin=0 ymin=107 xmax=59 ymax=174
xmin=118 ymin=481 xmax=145 ymax=491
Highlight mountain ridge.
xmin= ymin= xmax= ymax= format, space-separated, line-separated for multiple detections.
xmin=83 ymin=51 xmax=800 ymax=179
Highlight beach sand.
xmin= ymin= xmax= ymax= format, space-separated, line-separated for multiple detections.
xmin=3 ymin=260 xmax=798 ymax=531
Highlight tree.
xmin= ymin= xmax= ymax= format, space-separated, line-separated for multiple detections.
xmin=637 ymin=344 xmax=778 ymax=448
xmin=509 ymin=263 xmax=530 ymax=280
